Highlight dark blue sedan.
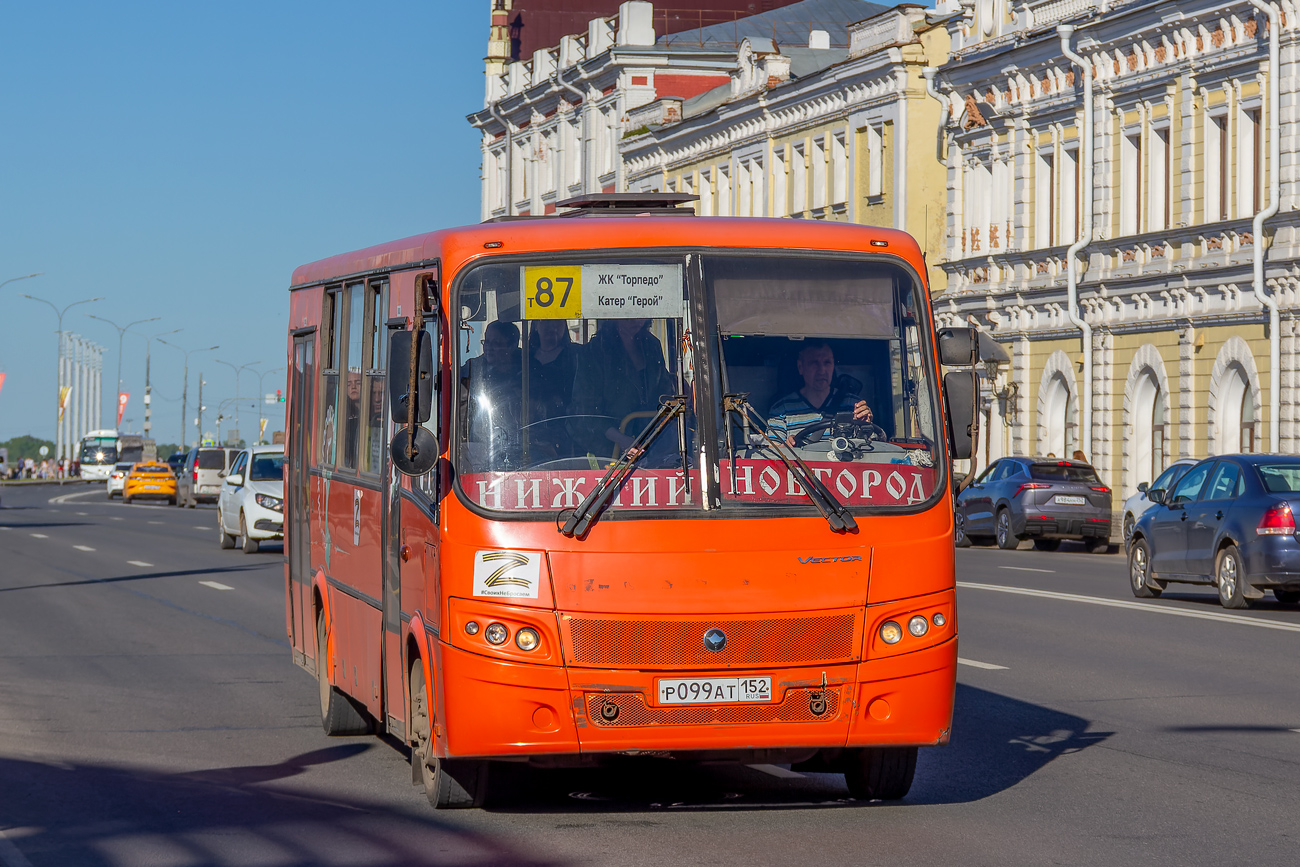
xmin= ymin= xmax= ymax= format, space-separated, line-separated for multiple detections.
xmin=1127 ymin=455 xmax=1300 ymax=608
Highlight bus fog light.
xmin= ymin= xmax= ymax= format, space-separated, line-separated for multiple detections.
xmin=515 ymin=627 xmax=540 ymax=652
xmin=880 ymin=621 xmax=902 ymax=644
xmin=464 ymin=621 xmax=480 ymax=636
xmin=908 ymin=615 xmax=929 ymax=637
xmin=932 ymin=612 xmax=946 ymax=628
xmin=484 ymin=622 xmax=509 ymax=645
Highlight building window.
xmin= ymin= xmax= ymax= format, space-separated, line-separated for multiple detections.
xmin=1061 ymin=145 xmax=1079 ymax=243
xmin=1035 ymin=148 xmax=1055 ymax=248
xmin=491 ymin=148 xmax=507 ymax=210
xmin=1120 ymin=131 xmax=1142 ymax=236
xmin=866 ymin=125 xmax=883 ymax=198
xmin=831 ymin=132 xmax=847 ymax=205
xmin=569 ymin=120 xmax=582 ymax=187
xmin=699 ymin=170 xmax=713 ymax=216
xmin=736 ymin=160 xmax=751 ymax=216
xmin=792 ymin=144 xmax=807 ymax=214
xmin=749 ymin=158 xmax=764 ymax=217
xmin=1238 ymin=107 xmax=1261 ymax=217
xmin=771 ymin=148 xmax=787 ymax=216
xmin=1216 ymin=362 xmax=1254 ymax=454
xmin=717 ymin=165 xmax=731 ymax=216
xmin=1149 ymin=126 xmax=1170 ymax=232
xmin=542 ymin=131 xmax=556 ymax=194
xmin=812 ymin=135 xmax=826 ymax=210
xmin=1206 ymin=112 xmax=1228 ymax=222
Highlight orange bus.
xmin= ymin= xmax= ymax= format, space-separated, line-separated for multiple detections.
xmin=284 ymin=195 xmax=979 ymax=808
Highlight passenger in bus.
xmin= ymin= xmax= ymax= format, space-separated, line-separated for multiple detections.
xmin=526 ymin=319 xmax=579 ymax=461
xmin=460 ymin=320 xmax=524 ymax=468
xmin=766 ymin=340 xmax=873 ymax=446
xmin=569 ymin=319 xmax=674 ymax=459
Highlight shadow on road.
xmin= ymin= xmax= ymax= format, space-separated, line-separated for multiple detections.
xmin=0 ymin=747 xmax=560 ymax=867
xmin=481 ymin=684 xmax=1109 ymax=813
xmin=0 ymin=564 xmax=267 ymax=594
xmin=0 ymin=521 xmax=93 ymax=529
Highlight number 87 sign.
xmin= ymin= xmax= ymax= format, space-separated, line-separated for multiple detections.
xmin=522 ymin=265 xmax=582 ymax=319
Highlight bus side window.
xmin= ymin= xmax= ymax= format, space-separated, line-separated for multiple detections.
xmin=320 ymin=288 xmax=344 ymax=467
xmin=341 ymin=282 xmax=366 ymax=471
xmin=364 ymin=279 xmax=389 ymax=475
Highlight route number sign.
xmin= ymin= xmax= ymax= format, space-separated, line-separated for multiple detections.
xmin=522 ymin=265 xmax=582 ymax=319
xmin=522 ymin=264 xmax=683 ymax=320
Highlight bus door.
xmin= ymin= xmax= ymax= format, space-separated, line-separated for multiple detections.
xmin=287 ymin=331 xmax=315 ymax=664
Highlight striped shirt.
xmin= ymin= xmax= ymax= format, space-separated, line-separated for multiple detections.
xmin=766 ymin=390 xmax=861 ymax=441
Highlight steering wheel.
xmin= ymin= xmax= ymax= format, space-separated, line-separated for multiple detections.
xmin=790 ymin=417 xmax=886 ymax=448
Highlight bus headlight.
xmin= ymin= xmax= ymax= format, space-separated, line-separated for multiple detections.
xmin=880 ymin=621 xmax=902 ymax=644
xmin=484 ymin=622 xmax=509 ymax=646
xmin=908 ymin=615 xmax=929 ymax=637
xmin=515 ymin=627 xmax=540 ymax=652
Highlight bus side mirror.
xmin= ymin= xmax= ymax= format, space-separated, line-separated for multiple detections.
xmin=944 ymin=370 xmax=979 ymax=461
xmin=938 ymin=327 xmax=979 ymax=366
xmin=388 ymin=329 xmax=434 ymax=425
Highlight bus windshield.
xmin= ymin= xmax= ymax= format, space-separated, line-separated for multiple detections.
xmin=454 ymin=252 xmax=940 ymax=517
xmin=79 ymin=437 xmax=118 ymax=465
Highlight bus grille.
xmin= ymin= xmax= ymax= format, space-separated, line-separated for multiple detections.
xmin=586 ymin=687 xmax=841 ymax=727
xmin=565 ymin=612 xmax=858 ymax=668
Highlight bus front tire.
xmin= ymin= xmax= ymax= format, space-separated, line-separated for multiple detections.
xmin=410 ymin=664 xmax=485 ymax=808
xmin=316 ymin=613 xmax=371 ymax=736
xmin=844 ymin=746 xmax=917 ymax=801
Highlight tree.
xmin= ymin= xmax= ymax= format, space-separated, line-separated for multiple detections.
xmin=0 ymin=435 xmax=56 ymax=462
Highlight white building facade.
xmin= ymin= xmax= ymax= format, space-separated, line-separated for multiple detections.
xmin=928 ymin=0 xmax=1300 ymax=498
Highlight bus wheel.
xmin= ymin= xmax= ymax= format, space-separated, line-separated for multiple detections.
xmin=316 ymin=612 xmax=371 ymax=736
xmin=844 ymin=746 xmax=917 ymax=801
xmin=410 ymin=664 xmax=485 ymax=808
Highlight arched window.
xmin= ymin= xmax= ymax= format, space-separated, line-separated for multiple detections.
xmin=1043 ymin=373 xmax=1073 ymax=457
xmin=1216 ymin=363 xmax=1251 ymax=454
xmin=1132 ymin=371 xmax=1166 ymax=482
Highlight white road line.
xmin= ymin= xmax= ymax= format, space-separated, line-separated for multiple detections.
xmin=72 ymin=545 xmax=95 ymax=552
xmin=127 ymin=560 xmax=153 ymax=568
xmin=147 ymin=521 xmax=164 ymax=525
xmin=0 ymin=828 xmax=35 ymax=867
xmin=29 ymin=534 xmax=47 ymax=539
xmin=958 ymin=657 xmax=1009 ymax=670
xmin=0 ymin=527 xmax=9 ymax=531
xmin=748 ymin=764 xmax=804 ymax=779
xmin=199 ymin=581 xmax=234 ymax=591
xmin=109 ymin=517 xmax=123 ymax=521
xmin=999 ymin=566 xmax=1056 ymax=573
xmin=47 ymin=490 xmax=101 ymax=505
xmin=1291 ymin=729 xmax=1300 ymax=734
xmin=76 ymin=511 xmax=88 ymax=515
xmin=193 ymin=526 xmax=208 ymax=531
xmin=957 ymin=581 xmax=1300 ymax=633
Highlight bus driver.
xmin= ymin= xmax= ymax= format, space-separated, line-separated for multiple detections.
xmin=766 ymin=340 xmax=873 ymax=446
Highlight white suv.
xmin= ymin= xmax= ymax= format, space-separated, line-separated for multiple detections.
xmin=217 ymin=446 xmax=285 ymax=553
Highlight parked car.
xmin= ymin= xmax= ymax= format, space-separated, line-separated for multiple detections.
xmin=122 ymin=461 xmax=178 ymax=505
xmin=217 ymin=446 xmax=285 ymax=553
xmin=955 ymin=456 xmax=1113 ymax=552
xmin=1120 ymin=459 xmax=1198 ymax=542
xmin=1127 ymin=454 xmax=1300 ymax=608
xmin=106 ymin=462 xmax=133 ymax=499
xmin=177 ymin=447 xmax=235 ymax=508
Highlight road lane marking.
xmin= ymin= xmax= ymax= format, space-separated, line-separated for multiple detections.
xmin=76 ymin=511 xmax=88 ymax=515
xmin=748 ymin=764 xmax=804 ymax=779
xmin=957 ymin=581 xmax=1300 ymax=633
xmin=72 ymin=545 xmax=95 ymax=552
xmin=958 ymin=657 xmax=1008 ymax=670
xmin=128 ymin=560 xmax=153 ymax=567
xmin=999 ymin=566 xmax=1056 ymax=573
xmin=193 ymin=526 xmax=208 ymax=531
xmin=47 ymin=490 xmax=101 ymax=504
xmin=147 ymin=521 xmax=164 ymax=525
xmin=199 ymin=581 xmax=234 ymax=591
xmin=109 ymin=517 xmax=123 ymax=521
xmin=29 ymin=534 xmax=47 ymax=539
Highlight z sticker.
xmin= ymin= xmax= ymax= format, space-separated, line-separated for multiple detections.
xmin=473 ymin=550 xmax=542 ymax=599
xmin=353 ymin=490 xmax=362 ymax=546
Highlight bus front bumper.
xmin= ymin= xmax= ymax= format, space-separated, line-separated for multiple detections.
xmin=436 ymin=637 xmax=956 ymax=760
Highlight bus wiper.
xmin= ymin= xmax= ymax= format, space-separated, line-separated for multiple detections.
xmin=560 ymin=395 xmax=687 ymax=538
xmin=722 ymin=393 xmax=857 ymax=533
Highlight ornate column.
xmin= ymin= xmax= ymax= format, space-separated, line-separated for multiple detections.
xmin=1178 ymin=321 xmax=1197 ymax=459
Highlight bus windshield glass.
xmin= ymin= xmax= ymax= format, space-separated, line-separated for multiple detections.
xmin=79 ymin=437 xmax=117 ymax=465
xmin=456 ymin=257 xmax=698 ymax=514
xmin=711 ymin=255 xmax=940 ymax=512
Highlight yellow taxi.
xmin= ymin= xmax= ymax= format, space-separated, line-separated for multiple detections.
xmin=123 ymin=461 xmax=178 ymax=505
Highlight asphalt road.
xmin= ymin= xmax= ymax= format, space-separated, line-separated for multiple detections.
xmin=1 ymin=483 xmax=1297 ymax=866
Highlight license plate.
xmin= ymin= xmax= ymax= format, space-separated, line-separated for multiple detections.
xmin=143 ymin=485 xmax=159 ymax=490
xmin=657 ymin=676 xmax=772 ymax=705
xmin=1055 ymin=495 xmax=1086 ymax=505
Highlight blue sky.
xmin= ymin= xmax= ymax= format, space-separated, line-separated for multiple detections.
xmin=0 ymin=1 xmax=486 ymax=444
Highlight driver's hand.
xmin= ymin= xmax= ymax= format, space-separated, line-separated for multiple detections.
xmin=784 ymin=434 xmax=796 ymax=447
xmin=853 ymin=400 xmax=873 ymax=423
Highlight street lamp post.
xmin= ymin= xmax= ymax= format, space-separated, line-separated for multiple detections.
xmin=86 ymin=314 xmax=161 ymax=430
xmin=22 ymin=294 xmax=104 ymax=461
xmin=215 ymin=359 xmax=261 ymax=445
xmin=158 ymin=340 xmax=217 ymax=448
xmin=141 ymin=328 xmax=181 ymax=441
xmin=256 ymin=367 xmax=286 ymax=443
xmin=0 ymin=273 xmax=42 ymax=294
